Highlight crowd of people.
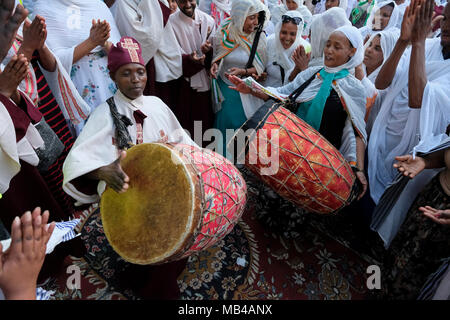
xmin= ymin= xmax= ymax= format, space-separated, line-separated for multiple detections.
xmin=0 ymin=0 xmax=449 ymax=300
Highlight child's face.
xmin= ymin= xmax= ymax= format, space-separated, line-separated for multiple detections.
xmin=168 ymin=0 xmax=178 ymax=13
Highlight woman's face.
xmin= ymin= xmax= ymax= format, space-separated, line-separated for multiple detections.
xmin=325 ymin=0 xmax=340 ymax=10
xmin=243 ymin=13 xmax=259 ymax=34
xmin=323 ymin=32 xmax=356 ymax=68
xmin=279 ymin=22 xmax=298 ymax=49
xmin=285 ymin=0 xmax=299 ymax=11
xmin=364 ymin=35 xmax=383 ymax=73
xmin=372 ymin=5 xmax=394 ymax=30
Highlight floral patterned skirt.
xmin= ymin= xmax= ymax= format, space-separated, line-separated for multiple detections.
xmin=381 ymin=174 xmax=450 ymax=300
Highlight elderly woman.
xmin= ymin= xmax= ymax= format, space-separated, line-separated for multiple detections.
xmin=359 ymin=0 xmax=401 ymax=40
xmin=210 ymin=0 xmax=269 ymax=157
xmin=230 ymin=25 xmax=370 ymax=200
xmin=264 ymin=10 xmax=311 ymax=87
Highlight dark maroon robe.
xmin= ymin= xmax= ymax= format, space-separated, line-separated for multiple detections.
xmin=0 ymin=93 xmax=66 ymax=231
xmin=177 ymin=52 xmax=214 ymax=146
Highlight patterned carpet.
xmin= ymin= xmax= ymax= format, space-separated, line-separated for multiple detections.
xmin=41 ymin=200 xmax=376 ymax=300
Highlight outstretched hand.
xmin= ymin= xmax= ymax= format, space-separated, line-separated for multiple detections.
xmin=0 ymin=208 xmax=55 ymax=300
xmin=227 ymin=74 xmax=252 ymax=94
xmin=292 ymin=45 xmax=310 ymax=72
xmin=420 ymin=206 xmax=450 ymax=225
xmin=393 ymin=154 xmax=426 ymax=178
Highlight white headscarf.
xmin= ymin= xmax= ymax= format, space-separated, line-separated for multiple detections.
xmin=361 ymin=0 xmax=401 ymax=38
xmin=364 ymin=28 xmax=400 ymax=82
xmin=272 ymin=0 xmax=312 ymax=35
xmin=213 ymin=0 xmax=270 ymax=75
xmin=325 ymin=25 xmax=365 ymax=74
xmin=309 ymin=7 xmax=352 ymax=67
xmin=268 ymin=10 xmax=308 ymax=72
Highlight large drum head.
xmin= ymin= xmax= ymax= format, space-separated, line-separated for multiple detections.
xmin=100 ymin=143 xmax=195 ymax=265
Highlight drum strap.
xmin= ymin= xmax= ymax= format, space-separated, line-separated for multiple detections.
xmin=106 ymin=97 xmax=134 ymax=151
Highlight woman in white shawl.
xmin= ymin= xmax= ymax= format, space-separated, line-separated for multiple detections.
xmin=361 ymin=28 xmax=400 ymax=135
xmin=264 ymin=10 xmax=311 ymax=87
xmin=230 ymin=25 xmax=370 ymax=200
xmin=359 ymin=0 xmax=401 ymax=41
xmin=33 ymin=0 xmax=121 ymax=111
xmin=308 ymin=7 xmax=352 ymax=68
xmin=210 ymin=0 xmax=270 ymax=157
xmin=271 ymin=0 xmax=312 ymax=36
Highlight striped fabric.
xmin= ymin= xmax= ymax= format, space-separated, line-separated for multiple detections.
xmin=36 ymin=287 xmax=54 ymax=300
xmin=54 ymin=219 xmax=80 ymax=242
xmin=30 ymin=54 xmax=76 ymax=218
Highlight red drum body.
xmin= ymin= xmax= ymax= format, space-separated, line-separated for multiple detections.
xmin=100 ymin=143 xmax=247 ymax=265
xmin=234 ymin=103 xmax=357 ymax=214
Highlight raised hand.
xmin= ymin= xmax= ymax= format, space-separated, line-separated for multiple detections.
xmin=0 ymin=54 xmax=28 ymax=98
xmin=21 ymin=15 xmax=47 ymax=55
xmin=411 ymin=0 xmax=435 ymax=44
xmin=393 ymin=154 xmax=426 ymax=178
xmin=399 ymin=0 xmax=420 ymax=43
xmin=420 ymin=206 xmax=450 ymax=225
xmin=0 ymin=0 xmax=28 ymax=62
xmin=89 ymin=19 xmax=111 ymax=47
xmin=292 ymin=45 xmax=310 ymax=72
xmin=0 ymin=208 xmax=55 ymax=300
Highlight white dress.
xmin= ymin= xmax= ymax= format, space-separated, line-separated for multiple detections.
xmin=33 ymin=0 xmax=121 ymax=111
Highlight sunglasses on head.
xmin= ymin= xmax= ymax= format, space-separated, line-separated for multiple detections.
xmin=281 ymin=15 xmax=302 ymax=25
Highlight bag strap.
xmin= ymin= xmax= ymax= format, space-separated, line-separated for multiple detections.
xmin=273 ymin=62 xmax=285 ymax=86
xmin=245 ymin=11 xmax=266 ymax=70
xmin=288 ymin=71 xmax=318 ymax=101
xmin=106 ymin=97 xmax=134 ymax=150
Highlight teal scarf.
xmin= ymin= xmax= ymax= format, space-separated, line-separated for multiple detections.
xmin=296 ymin=68 xmax=349 ymax=131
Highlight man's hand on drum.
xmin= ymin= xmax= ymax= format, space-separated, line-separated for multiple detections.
xmin=355 ymin=171 xmax=368 ymax=200
xmin=94 ymin=151 xmax=130 ymax=193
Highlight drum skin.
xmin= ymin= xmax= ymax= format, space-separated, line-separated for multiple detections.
xmin=238 ymin=104 xmax=356 ymax=214
xmin=100 ymin=143 xmax=247 ymax=265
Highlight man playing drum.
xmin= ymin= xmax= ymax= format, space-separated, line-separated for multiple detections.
xmin=62 ymin=37 xmax=196 ymax=299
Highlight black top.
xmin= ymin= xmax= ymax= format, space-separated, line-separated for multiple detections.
xmin=318 ymin=89 xmax=348 ymax=150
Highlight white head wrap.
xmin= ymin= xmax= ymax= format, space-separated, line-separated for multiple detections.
xmin=213 ymin=0 xmax=270 ymax=74
xmin=281 ymin=0 xmax=312 ymax=35
xmin=365 ymin=0 xmax=401 ymax=32
xmin=309 ymin=7 xmax=351 ymax=66
xmin=268 ymin=10 xmax=307 ymax=72
xmin=364 ymin=27 xmax=400 ymax=82
xmin=325 ymin=25 xmax=364 ymax=73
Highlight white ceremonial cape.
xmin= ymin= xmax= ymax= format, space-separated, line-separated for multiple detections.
xmin=369 ymin=38 xmax=450 ymax=247
xmin=169 ymin=8 xmax=216 ymax=92
xmin=62 ymin=90 xmax=196 ymax=204
xmin=114 ymin=0 xmax=183 ymax=82
xmin=0 ymin=95 xmax=44 ymax=194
